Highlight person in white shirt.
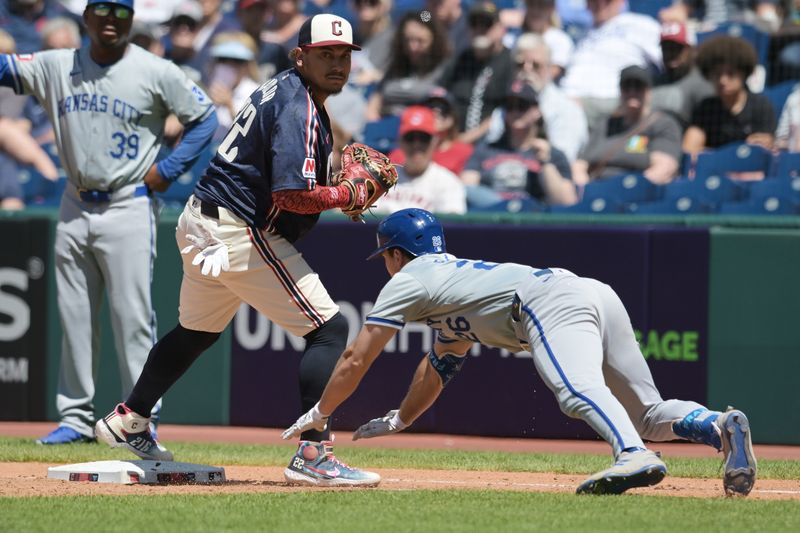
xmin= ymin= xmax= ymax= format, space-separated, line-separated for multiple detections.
xmin=560 ymin=0 xmax=662 ymax=127
xmin=374 ymin=105 xmax=467 ymax=214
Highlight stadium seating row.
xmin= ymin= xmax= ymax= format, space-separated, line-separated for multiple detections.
xmin=15 ymin=140 xmax=800 ymax=216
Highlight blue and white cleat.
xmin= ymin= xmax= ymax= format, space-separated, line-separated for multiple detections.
xmin=95 ymin=403 xmax=173 ymax=461
xmin=576 ymin=448 xmax=667 ymax=495
xmin=36 ymin=425 xmax=95 ymax=445
xmin=716 ymin=408 xmax=757 ymax=497
xmin=284 ymin=440 xmax=381 ymax=487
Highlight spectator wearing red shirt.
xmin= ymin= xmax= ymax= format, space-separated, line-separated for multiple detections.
xmin=389 ymin=86 xmax=474 ymax=175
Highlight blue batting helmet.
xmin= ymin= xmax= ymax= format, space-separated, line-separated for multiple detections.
xmin=367 ymin=208 xmax=446 ymax=260
xmin=87 ymin=0 xmax=135 ymax=11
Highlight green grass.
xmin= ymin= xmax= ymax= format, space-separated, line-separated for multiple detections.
xmin=2 ymin=437 xmax=798 ymax=480
xmin=2 ymin=491 xmax=799 ymax=533
xmin=2 ymin=437 xmax=798 ymax=532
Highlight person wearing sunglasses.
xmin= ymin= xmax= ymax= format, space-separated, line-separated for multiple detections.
xmin=461 ymin=80 xmax=577 ymax=209
xmin=438 ymin=1 xmax=515 ymax=144
xmin=484 ymin=33 xmax=588 ymax=163
xmin=375 ymin=105 xmax=466 ymax=214
xmin=0 ymin=0 xmax=219 ymax=445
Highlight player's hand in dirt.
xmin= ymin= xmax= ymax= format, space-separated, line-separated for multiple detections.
xmin=282 ymin=402 xmax=329 ymax=440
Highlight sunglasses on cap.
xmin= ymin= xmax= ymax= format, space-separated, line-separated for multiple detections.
xmin=92 ymin=3 xmax=132 ymax=19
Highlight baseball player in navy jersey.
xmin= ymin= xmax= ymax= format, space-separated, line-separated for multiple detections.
xmin=95 ymin=13 xmax=381 ymax=487
xmin=284 ymin=208 xmax=758 ymax=497
xmin=0 ymin=0 xmax=218 ymax=445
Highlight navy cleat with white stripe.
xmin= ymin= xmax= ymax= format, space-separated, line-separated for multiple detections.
xmin=95 ymin=403 xmax=173 ymax=462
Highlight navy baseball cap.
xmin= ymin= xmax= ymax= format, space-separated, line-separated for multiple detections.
xmin=87 ymin=0 xmax=135 ymax=11
xmin=297 ymin=14 xmax=360 ymax=50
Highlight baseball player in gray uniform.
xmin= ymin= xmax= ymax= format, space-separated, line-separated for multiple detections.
xmin=0 ymin=0 xmax=218 ymax=444
xmin=284 ymin=208 xmax=757 ymax=497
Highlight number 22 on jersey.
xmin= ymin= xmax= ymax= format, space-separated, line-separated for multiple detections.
xmin=217 ymin=102 xmax=256 ymax=163
xmin=216 ymin=78 xmax=278 ymax=163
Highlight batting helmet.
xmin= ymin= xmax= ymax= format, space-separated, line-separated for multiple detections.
xmin=367 ymin=208 xmax=446 ymax=260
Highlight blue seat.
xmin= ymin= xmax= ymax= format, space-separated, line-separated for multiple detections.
xmin=468 ymin=196 xmax=544 ymax=214
xmin=629 ymin=196 xmax=711 ymax=214
xmin=747 ymin=177 xmax=800 ymax=202
xmin=773 ymin=151 xmax=800 ymax=179
xmin=762 ymin=80 xmax=797 ymax=117
xmin=694 ymin=143 xmax=773 ymax=180
xmin=582 ymin=173 xmax=660 ymax=205
xmin=697 ymin=22 xmax=770 ymax=66
xmin=627 ymin=0 xmax=672 ymax=19
xmin=663 ymin=175 xmax=746 ymax=208
xmin=361 ymin=116 xmax=401 ymax=153
xmin=718 ymin=197 xmax=798 ymax=215
xmin=21 ymin=170 xmax=67 ymax=206
xmin=549 ymin=197 xmax=623 ymax=214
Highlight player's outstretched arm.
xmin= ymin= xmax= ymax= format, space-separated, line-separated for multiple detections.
xmin=352 ymin=340 xmax=470 ymax=440
xmin=352 ymin=355 xmax=444 ymax=440
xmin=281 ymin=324 xmax=395 ymax=440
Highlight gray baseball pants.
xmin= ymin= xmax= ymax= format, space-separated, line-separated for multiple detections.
xmin=512 ymin=269 xmax=705 ymax=457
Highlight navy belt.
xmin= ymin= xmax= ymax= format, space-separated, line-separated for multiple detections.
xmin=77 ymin=184 xmax=148 ymax=203
xmin=511 ymin=294 xmax=522 ymax=322
xmin=200 ymin=200 xmax=220 ymax=219
xmin=534 ymin=268 xmax=552 ymax=278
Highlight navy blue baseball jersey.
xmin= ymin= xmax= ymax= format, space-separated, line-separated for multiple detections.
xmin=195 ymin=68 xmax=334 ymax=243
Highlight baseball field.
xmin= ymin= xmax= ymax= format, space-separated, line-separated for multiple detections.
xmin=1 ymin=422 xmax=799 ymax=532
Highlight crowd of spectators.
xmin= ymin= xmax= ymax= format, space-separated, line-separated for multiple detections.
xmin=3 ymin=0 xmax=800 ymax=214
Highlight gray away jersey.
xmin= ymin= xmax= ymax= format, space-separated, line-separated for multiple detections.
xmin=366 ymin=254 xmax=536 ymax=352
xmin=8 ymin=45 xmax=212 ymax=190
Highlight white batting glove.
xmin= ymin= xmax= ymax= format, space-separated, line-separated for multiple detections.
xmin=352 ymin=409 xmax=408 ymax=440
xmin=180 ymin=227 xmax=230 ymax=278
xmin=281 ymin=402 xmax=330 ymax=440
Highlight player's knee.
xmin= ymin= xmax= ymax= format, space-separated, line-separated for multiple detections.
xmin=174 ymin=324 xmax=221 ymax=355
xmin=304 ymin=312 xmax=348 ymax=350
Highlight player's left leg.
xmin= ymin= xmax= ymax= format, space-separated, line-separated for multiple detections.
xmin=591 ymin=279 xmax=756 ymax=496
xmin=94 ymin=195 xmax=161 ymax=421
xmin=513 ymin=274 xmax=665 ymax=494
xmin=233 ymin=228 xmax=380 ymax=487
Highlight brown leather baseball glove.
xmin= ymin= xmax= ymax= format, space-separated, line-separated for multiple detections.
xmin=334 ymin=143 xmax=398 ymax=221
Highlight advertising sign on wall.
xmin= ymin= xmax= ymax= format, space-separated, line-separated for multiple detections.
xmin=230 ymin=222 xmax=709 ymax=439
xmin=0 ymin=218 xmax=49 ymax=420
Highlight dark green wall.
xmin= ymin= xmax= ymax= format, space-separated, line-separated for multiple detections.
xmin=708 ymin=228 xmax=800 ymax=444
